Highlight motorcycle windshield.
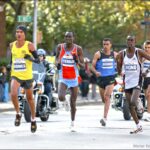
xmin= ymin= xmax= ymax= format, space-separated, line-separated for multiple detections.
xmin=32 ymin=62 xmax=46 ymax=82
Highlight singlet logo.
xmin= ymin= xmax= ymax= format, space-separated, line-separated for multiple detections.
xmin=102 ymin=58 xmax=113 ymax=69
xmin=143 ymin=62 xmax=150 ymax=68
xmin=22 ymin=50 xmax=26 ymax=54
xmin=124 ymin=64 xmax=137 ymax=71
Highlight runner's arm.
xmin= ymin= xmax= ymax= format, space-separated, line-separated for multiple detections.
xmin=6 ymin=43 xmax=13 ymax=72
xmin=116 ymin=51 xmax=123 ymax=76
xmin=77 ymin=46 xmax=85 ymax=68
xmin=55 ymin=44 xmax=61 ymax=70
xmin=91 ymin=51 xmax=101 ymax=77
xmin=24 ymin=42 xmax=40 ymax=63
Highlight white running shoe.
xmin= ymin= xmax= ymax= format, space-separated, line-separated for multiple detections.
xmin=144 ymin=112 xmax=150 ymax=122
xmin=130 ymin=126 xmax=143 ymax=134
xmin=70 ymin=121 xmax=76 ymax=132
xmin=144 ymin=117 xmax=150 ymax=122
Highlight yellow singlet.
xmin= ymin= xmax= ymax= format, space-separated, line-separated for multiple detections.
xmin=11 ymin=41 xmax=33 ymax=80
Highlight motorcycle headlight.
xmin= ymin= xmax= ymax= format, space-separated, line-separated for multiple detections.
xmin=118 ymin=87 xmax=123 ymax=92
xmin=20 ymin=88 xmax=25 ymax=94
xmin=38 ymin=89 xmax=43 ymax=94
xmin=37 ymin=83 xmax=44 ymax=94
xmin=115 ymin=94 xmax=120 ymax=99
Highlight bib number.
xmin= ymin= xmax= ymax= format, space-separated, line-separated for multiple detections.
xmin=14 ymin=58 xmax=26 ymax=71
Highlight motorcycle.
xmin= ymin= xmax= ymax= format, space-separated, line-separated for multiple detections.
xmin=112 ymin=76 xmax=146 ymax=120
xmin=18 ymin=63 xmax=58 ymax=122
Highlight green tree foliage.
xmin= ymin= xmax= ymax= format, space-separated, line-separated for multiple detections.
xmin=2 ymin=0 xmax=150 ymax=58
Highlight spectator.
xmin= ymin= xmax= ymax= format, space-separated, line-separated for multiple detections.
xmin=89 ymin=65 xmax=97 ymax=100
xmin=79 ymin=57 xmax=91 ymax=99
xmin=0 ymin=66 xmax=7 ymax=102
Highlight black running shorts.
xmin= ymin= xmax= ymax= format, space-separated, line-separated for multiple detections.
xmin=11 ymin=76 xmax=33 ymax=89
xmin=97 ymin=75 xmax=116 ymax=89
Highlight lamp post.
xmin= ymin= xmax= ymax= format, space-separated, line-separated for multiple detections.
xmin=141 ymin=10 xmax=150 ymax=41
xmin=33 ymin=0 xmax=38 ymax=50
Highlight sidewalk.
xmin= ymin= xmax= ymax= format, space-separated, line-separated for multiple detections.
xmin=0 ymin=101 xmax=14 ymax=113
xmin=0 ymin=93 xmax=102 ymax=113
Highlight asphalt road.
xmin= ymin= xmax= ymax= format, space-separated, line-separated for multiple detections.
xmin=0 ymin=102 xmax=150 ymax=149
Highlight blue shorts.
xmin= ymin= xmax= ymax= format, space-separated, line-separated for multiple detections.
xmin=59 ymin=78 xmax=78 ymax=88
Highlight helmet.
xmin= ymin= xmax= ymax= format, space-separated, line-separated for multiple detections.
xmin=37 ymin=49 xmax=46 ymax=56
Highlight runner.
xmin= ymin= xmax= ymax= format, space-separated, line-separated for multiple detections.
xmin=116 ymin=35 xmax=150 ymax=134
xmin=56 ymin=31 xmax=84 ymax=131
xmin=9 ymin=25 xmax=39 ymax=133
xmin=92 ymin=38 xmax=118 ymax=126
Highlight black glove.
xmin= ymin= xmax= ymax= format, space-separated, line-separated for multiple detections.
xmin=56 ymin=63 xmax=61 ymax=70
xmin=33 ymin=59 xmax=40 ymax=64
xmin=24 ymin=54 xmax=32 ymax=60
xmin=24 ymin=54 xmax=40 ymax=63
xmin=6 ymin=64 xmax=11 ymax=72
xmin=73 ymin=54 xmax=78 ymax=63
xmin=43 ymin=60 xmax=50 ymax=69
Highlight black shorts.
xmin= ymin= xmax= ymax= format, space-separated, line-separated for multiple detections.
xmin=11 ymin=76 xmax=33 ymax=89
xmin=143 ymin=77 xmax=150 ymax=90
xmin=97 ymin=75 xmax=116 ymax=89
xmin=125 ymin=85 xmax=141 ymax=94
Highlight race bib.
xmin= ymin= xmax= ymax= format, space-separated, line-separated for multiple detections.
xmin=14 ymin=58 xmax=26 ymax=71
xmin=124 ymin=64 xmax=137 ymax=72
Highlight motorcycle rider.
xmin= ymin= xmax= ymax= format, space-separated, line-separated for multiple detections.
xmin=32 ymin=49 xmax=53 ymax=110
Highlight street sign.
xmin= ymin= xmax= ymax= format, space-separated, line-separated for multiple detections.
xmin=144 ymin=10 xmax=150 ymax=18
xmin=141 ymin=21 xmax=150 ymax=25
xmin=17 ymin=15 xmax=32 ymax=22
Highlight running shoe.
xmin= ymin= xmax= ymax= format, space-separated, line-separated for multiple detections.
xmin=144 ymin=117 xmax=150 ymax=122
xmin=70 ymin=125 xmax=76 ymax=132
xmin=100 ymin=118 xmax=106 ymax=126
xmin=31 ymin=121 xmax=37 ymax=133
xmin=15 ymin=114 xmax=22 ymax=126
xmin=70 ymin=122 xmax=76 ymax=132
xmin=130 ymin=126 xmax=143 ymax=134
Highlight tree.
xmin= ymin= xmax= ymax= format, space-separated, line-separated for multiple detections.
xmin=1 ymin=0 xmax=150 ymax=58
xmin=0 ymin=0 xmax=6 ymax=57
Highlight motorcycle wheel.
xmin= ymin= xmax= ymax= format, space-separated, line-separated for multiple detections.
xmin=40 ymin=114 xmax=49 ymax=122
xmin=24 ymin=101 xmax=31 ymax=122
xmin=136 ymin=98 xmax=144 ymax=120
xmin=123 ymin=99 xmax=131 ymax=120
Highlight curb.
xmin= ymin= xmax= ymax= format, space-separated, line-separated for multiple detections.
xmin=0 ymin=99 xmax=102 ymax=113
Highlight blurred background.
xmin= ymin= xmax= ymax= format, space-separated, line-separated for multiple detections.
xmin=0 ymin=0 xmax=150 ymax=62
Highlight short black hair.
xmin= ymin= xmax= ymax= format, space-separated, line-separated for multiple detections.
xmin=126 ymin=35 xmax=135 ymax=40
xmin=103 ymin=38 xmax=112 ymax=44
xmin=65 ymin=31 xmax=74 ymax=36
